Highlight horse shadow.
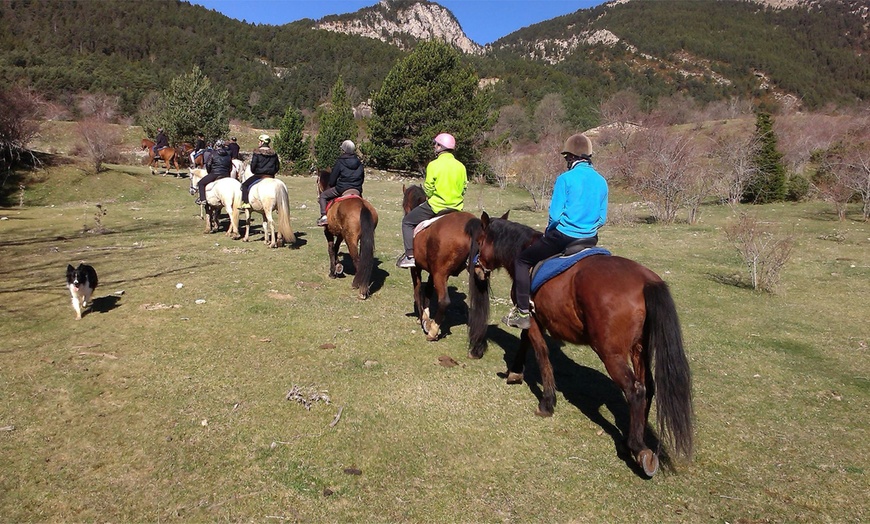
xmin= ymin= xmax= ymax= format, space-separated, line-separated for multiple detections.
xmin=487 ymin=325 xmax=670 ymax=477
xmin=335 ymin=254 xmax=388 ymax=296
xmin=91 ymin=295 xmax=122 ymax=314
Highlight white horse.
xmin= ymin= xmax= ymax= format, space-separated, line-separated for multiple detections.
xmin=230 ymin=158 xmax=246 ymax=180
xmin=189 ymin=168 xmax=243 ymax=238
xmin=241 ymin=166 xmax=295 ymax=248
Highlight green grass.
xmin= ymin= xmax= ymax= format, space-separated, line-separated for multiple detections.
xmin=0 ymin=162 xmax=868 ymax=522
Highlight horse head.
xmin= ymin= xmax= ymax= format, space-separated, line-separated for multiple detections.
xmin=401 ymin=184 xmax=426 ymax=214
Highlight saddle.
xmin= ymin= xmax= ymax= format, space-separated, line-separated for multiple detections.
xmin=530 ymin=245 xmax=611 ymax=293
xmin=412 ymin=209 xmax=457 ymax=237
xmin=325 ymin=192 xmax=361 ymax=213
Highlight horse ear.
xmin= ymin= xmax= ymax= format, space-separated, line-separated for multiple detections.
xmin=402 ymin=184 xmax=406 ymax=192
xmin=500 ymin=210 xmax=510 ymax=220
xmin=480 ymin=212 xmax=490 ymax=228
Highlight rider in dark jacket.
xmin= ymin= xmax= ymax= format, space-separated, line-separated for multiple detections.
xmin=227 ymin=137 xmax=241 ymax=160
xmin=153 ymin=128 xmax=169 ymax=157
xmin=195 ymin=141 xmax=233 ymax=205
xmin=317 ymin=140 xmax=364 ymax=226
xmin=240 ymin=134 xmax=280 ymax=207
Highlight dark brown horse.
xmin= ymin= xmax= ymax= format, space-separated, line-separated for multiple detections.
xmin=473 ymin=212 xmax=693 ymax=477
xmin=317 ymin=170 xmax=379 ymax=300
xmin=140 ymin=138 xmax=179 ymax=175
xmin=401 ymin=185 xmax=488 ymax=357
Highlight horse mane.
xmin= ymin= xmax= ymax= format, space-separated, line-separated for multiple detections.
xmin=403 ymin=184 xmax=426 ymax=210
xmin=488 ymin=218 xmax=541 ymax=268
xmin=317 ymin=169 xmax=331 ymax=192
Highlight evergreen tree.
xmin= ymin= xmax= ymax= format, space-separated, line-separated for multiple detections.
xmin=141 ymin=66 xmax=230 ymax=144
xmin=367 ymin=40 xmax=494 ymax=176
xmin=274 ymin=106 xmax=308 ymax=171
xmin=314 ymin=77 xmax=356 ymax=171
xmin=744 ymin=111 xmax=787 ymax=204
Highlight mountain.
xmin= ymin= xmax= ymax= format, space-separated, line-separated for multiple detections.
xmin=314 ymin=0 xmax=482 ymax=55
xmin=0 ymin=0 xmax=866 ymax=128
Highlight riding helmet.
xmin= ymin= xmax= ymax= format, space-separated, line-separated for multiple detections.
xmin=433 ymin=133 xmax=456 ymax=150
xmin=258 ymin=134 xmax=271 ymax=144
xmin=561 ymin=133 xmax=593 ymax=158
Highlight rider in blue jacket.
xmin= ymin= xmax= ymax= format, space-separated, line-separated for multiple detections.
xmin=504 ymin=133 xmax=608 ymax=330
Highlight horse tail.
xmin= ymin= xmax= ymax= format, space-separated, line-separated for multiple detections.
xmin=355 ymin=205 xmax=376 ymax=296
xmin=274 ymin=182 xmax=296 ymax=245
xmin=230 ymin=185 xmax=242 ymax=236
xmin=465 ymin=217 xmax=489 ymax=358
xmin=644 ymin=280 xmax=694 ymax=460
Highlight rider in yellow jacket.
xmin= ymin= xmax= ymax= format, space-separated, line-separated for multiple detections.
xmin=398 ymin=133 xmax=467 ymax=268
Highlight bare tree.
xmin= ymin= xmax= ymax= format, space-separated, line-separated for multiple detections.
xmin=516 ymin=136 xmax=563 ymax=211
xmin=711 ymin=129 xmax=760 ymax=205
xmin=629 ymin=128 xmax=699 ymax=224
xmin=533 ymin=93 xmax=566 ymax=142
xmin=77 ymin=93 xmax=120 ymax=122
xmin=597 ymin=90 xmax=644 ymax=183
xmin=725 ymin=213 xmax=794 ymax=293
xmin=76 ymin=118 xmax=121 ymax=172
xmin=0 ymin=86 xmax=42 ymax=171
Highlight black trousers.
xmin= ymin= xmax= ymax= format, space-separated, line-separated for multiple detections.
xmin=401 ymin=202 xmax=437 ymax=256
xmin=318 ymin=187 xmax=341 ymax=215
xmin=513 ymin=229 xmax=597 ymax=312
xmin=241 ymin=175 xmax=273 ymax=203
xmin=198 ymin=173 xmax=227 ymax=200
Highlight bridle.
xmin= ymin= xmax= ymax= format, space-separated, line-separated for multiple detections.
xmin=473 ymin=252 xmax=492 ymax=276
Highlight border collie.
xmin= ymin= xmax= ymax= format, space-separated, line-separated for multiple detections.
xmin=67 ymin=263 xmax=98 ymax=320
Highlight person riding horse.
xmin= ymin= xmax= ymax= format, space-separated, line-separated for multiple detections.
xmin=397 ymin=132 xmax=467 ymax=269
xmin=240 ymin=134 xmax=279 ymax=209
xmin=503 ymin=133 xmax=608 ymax=330
xmin=190 ymin=133 xmax=206 ymax=166
xmin=227 ymin=136 xmax=240 ymax=160
xmin=317 ymin=140 xmax=364 ymax=226
xmin=152 ymin=128 xmax=169 ymax=158
xmin=194 ymin=140 xmax=233 ymax=205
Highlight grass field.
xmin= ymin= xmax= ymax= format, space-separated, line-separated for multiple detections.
xmin=1 ymin=160 xmax=868 ymax=522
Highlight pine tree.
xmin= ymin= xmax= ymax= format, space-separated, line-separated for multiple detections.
xmin=744 ymin=111 xmax=787 ymax=204
xmin=313 ymin=77 xmax=356 ymax=171
xmin=367 ymin=40 xmax=494 ymax=176
xmin=140 ymin=66 xmax=230 ymax=145
xmin=274 ymin=106 xmax=308 ymax=172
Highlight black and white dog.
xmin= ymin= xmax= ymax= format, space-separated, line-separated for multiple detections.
xmin=67 ymin=263 xmax=98 ymax=320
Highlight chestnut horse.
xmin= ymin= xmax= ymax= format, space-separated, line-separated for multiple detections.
xmin=401 ymin=185 xmax=488 ymax=357
xmin=473 ymin=212 xmax=693 ymax=477
xmin=316 ymin=170 xmax=379 ymax=299
xmin=140 ymin=138 xmax=179 ymax=175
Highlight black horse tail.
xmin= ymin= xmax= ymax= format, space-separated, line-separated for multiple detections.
xmin=465 ymin=218 xmax=489 ymax=358
xmin=644 ymin=280 xmax=694 ymax=460
xmin=354 ymin=205 xmax=376 ymax=298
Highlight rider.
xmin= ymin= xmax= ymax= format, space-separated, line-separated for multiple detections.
xmin=227 ymin=136 xmax=240 ymax=160
xmin=503 ymin=133 xmax=608 ymax=330
xmin=240 ymin=134 xmax=280 ymax=209
xmin=397 ymin=132 xmax=467 ymax=269
xmin=153 ymin=127 xmax=169 ymax=158
xmin=191 ymin=133 xmax=206 ymax=166
xmin=317 ymin=140 xmax=364 ymax=226
xmin=195 ymin=140 xmax=233 ymax=205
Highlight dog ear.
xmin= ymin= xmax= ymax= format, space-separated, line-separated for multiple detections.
xmin=67 ymin=264 xmax=75 ymax=272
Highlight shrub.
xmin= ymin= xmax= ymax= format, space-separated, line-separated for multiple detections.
xmin=725 ymin=213 xmax=794 ymax=293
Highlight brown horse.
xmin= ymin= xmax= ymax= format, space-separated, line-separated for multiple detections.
xmin=316 ymin=170 xmax=379 ymax=300
xmin=402 ymin=185 xmax=488 ymax=356
xmin=473 ymin=211 xmax=693 ymax=477
xmin=140 ymin=138 xmax=179 ymax=175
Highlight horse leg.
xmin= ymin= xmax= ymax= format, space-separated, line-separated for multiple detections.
xmin=426 ymin=271 xmax=451 ymax=341
xmin=505 ymin=329 xmax=531 ymax=385
xmin=325 ymin=229 xmax=340 ymax=278
xmin=600 ymin=348 xmax=656 ymax=476
xmin=410 ymin=268 xmax=425 ymax=330
xmin=526 ymin=319 xmax=557 ymax=416
xmin=345 ymin=234 xmax=361 ymax=289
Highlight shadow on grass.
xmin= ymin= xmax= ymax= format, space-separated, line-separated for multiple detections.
xmin=91 ymin=294 xmax=122 ymax=314
xmin=486 ymin=325 xmax=672 ymax=478
xmin=402 ymin=284 xmax=470 ymax=341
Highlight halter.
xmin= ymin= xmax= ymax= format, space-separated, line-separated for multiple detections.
xmin=473 ymin=253 xmax=492 ymax=275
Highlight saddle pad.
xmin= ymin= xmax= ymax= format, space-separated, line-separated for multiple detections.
xmin=413 ymin=215 xmax=446 ymax=237
xmin=531 ymin=247 xmax=611 ymax=293
xmin=325 ymin=194 xmax=361 ymax=213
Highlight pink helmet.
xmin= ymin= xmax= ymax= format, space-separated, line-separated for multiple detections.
xmin=434 ymin=133 xmax=456 ymax=150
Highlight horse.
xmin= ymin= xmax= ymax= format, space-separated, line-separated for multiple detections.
xmin=230 ymin=159 xmax=246 ymax=180
xmin=401 ymin=185 xmax=488 ymax=357
xmin=472 ymin=211 xmax=693 ymax=477
xmin=316 ymin=170 xmax=379 ymax=300
xmin=240 ymin=166 xmax=295 ymax=248
xmin=188 ymin=168 xmax=242 ymax=238
xmin=140 ymin=138 xmax=179 ymax=175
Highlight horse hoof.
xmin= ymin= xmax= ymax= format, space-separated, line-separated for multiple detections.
xmin=534 ymin=407 xmax=554 ymax=418
xmin=357 ymin=292 xmax=368 ymax=301
xmin=506 ymin=372 xmax=524 ymax=385
xmin=422 ymin=308 xmax=430 ymax=323
xmin=334 ymin=264 xmax=344 ymax=275
xmin=638 ymin=449 xmax=659 ymax=477
xmin=425 ymin=321 xmax=439 ymax=341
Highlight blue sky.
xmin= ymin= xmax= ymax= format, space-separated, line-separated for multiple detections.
xmin=191 ymin=0 xmax=605 ymax=45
